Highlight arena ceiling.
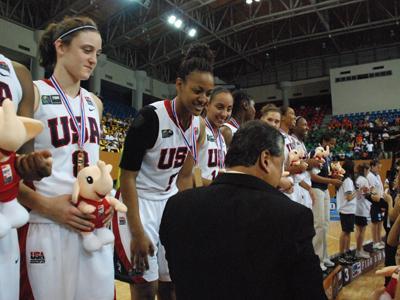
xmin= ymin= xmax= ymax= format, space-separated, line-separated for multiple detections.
xmin=1 ymin=0 xmax=400 ymax=86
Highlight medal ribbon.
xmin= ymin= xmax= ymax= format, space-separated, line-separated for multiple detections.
xmin=171 ymin=99 xmax=197 ymax=163
xmin=229 ymin=117 xmax=240 ymax=129
xmin=205 ymin=118 xmax=225 ymax=169
xmin=50 ymin=75 xmax=86 ymax=149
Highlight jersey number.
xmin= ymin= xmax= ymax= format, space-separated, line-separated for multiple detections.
xmin=165 ymin=172 xmax=179 ymax=192
xmin=207 ymin=149 xmax=218 ymax=167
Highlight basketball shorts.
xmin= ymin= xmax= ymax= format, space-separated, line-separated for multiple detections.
xmin=0 ymin=228 xmax=19 ymax=300
xmin=339 ymin=213 xmax=355 ymax=233
xmin=355 ymin=216 xmax=368 ymax=227
xmin=113 ymin=194 xmax=171 ymax=283
xmin=21 ymin=223 xmax=114 ymax=300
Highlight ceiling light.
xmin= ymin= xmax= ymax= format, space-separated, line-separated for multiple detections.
xmin=174 ymin=19 xmax=183 ymax=28
xmin=246 ymin=0 xmax=253 ymax=4
xmin=255 ymin=0 xmax=260 ymax=2
xmin=168 ymin=15 xmax=176 ymax=24
xmin=188 ymin=28 xmax=197 ymax=37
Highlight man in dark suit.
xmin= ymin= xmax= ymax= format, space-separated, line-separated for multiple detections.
xmin=160 ymin=120 xmax=326 ymax=300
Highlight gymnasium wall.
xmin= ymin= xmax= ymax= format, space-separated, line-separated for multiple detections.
xmin=330 ymin=58 xmax=400 ymax=115
xmin=245 ymin=77 xmax=330 ymax=104
xmin=0 ymin=18 xmax=36 ymax=57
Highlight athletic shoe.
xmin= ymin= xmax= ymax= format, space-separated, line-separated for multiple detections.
xmin=320 ymin=262 xmax=327 ymax=271
xmin=338 ymin=256 xmax=353 ymax=265
xmin=344 ymin=254 xmax=358 ymax=263
xmin=355 ymin=250 xmax=370 ymax=259
xmin=323 ymin=258 xmax=335 ymax=267
xmin=373 ymin=242 xmax=385 ymax=250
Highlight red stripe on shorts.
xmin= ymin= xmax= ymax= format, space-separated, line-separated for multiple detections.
xmin=18 ymin=223 xmax=34 ymax=300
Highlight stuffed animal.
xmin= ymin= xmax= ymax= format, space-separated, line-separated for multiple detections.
xmin=289 ymin=148 xmax=308 ymax=167
xmin=330 ymin=161 xmax=345 ymax=178
xmin=0 ymin=99 xmax=44 ymax=238
xmin=312 ymin=146 xmax=330 ymax=174
xmin=72 ymin=160 xmax=127 ymax=252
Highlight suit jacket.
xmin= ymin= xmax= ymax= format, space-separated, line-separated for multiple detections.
xmin=160 ymin=173 xmax=326 ymax=300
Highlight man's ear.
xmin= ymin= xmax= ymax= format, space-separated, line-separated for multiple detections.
xmin=259 ymin=150 xmax=271 ymax=173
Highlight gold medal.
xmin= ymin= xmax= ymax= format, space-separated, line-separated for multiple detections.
xmin=193 ymin=166 xmax=203 ymax=187
xmin=76 ymin=150 xmax=85 ymax=173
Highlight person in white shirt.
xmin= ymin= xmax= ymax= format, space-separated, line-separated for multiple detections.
xmin=355 ymin=163 xmax=372 ymax=259
xmin=367 ymin=159 xmax=386 ymax=250
xmin=336 ymin=160 xmax=358 ymax=263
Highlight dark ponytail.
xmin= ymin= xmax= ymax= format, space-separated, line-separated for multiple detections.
xmin=39 ymin=16 xmax=98 ymax=72
xmin=177 ymin=43 xmax=214 ymax=80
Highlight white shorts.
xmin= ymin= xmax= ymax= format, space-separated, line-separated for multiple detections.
xmin=23 ymin=223 xmax=114 ymax=300
xmin=113 ymin=195 xmax=171 ymax=283
xmin=299 ymin=186 xmax=313 ymax=209
xmin=0 ymin=228 xmax=19 ymax=300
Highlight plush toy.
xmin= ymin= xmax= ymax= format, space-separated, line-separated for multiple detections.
xmin=289 ymin=149 xmax=308 ymax=169
xmin=330 ymin=161 xmax=346 ymax=178
xmin=0 ymin=99 xmax=44 ymax=238
xmin=312 ymin=146 xmax=330 ymax=174
xmin=72 ymin=160 xmax=127 ymax=252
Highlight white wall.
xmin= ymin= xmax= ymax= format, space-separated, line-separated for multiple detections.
xmin=0 ymin=18 xmax=36 ymax=57
xmin=97 ymin=59 xmax=136 ymax=90
xmin=330 ymin=59 xmax=400 ymax=115
xmin=245 ymin=77 xmax=330 ymax=104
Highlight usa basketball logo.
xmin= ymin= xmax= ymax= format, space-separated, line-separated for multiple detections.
xmin=1 ymin=164 xmax=13 ymax=185
xmin=30 ymin=251 xmax=46 ymax=264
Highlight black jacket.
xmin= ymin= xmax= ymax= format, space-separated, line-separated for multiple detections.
xmin=160 ymin=173 xmax=326 ymax=300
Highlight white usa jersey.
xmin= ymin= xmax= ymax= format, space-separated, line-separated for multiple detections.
xmin=0 ymin=54 xmax=22 ymax=107
xmin=280 ymin=129 xmax=296 ymax=169
xmin=198 ymin=124 xmax=227 ymax=180
xmin=136 ymin=100 xmax=200 ymax=201
xmin=223 ymin=118 xmax=239 ymax=137
xmin=31 ymin=80 xmax=101 ymax=223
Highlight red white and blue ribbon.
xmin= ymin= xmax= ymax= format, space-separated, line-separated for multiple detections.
xmin=205 ymin=117 xmax=225 ymax=169
xmin=50 ymin=75 xmax=86 ymax=149
xmin=171 ymin=99 xmax=197 ymax=163
xmin=229 ymin=117 xmax=240 ymax=129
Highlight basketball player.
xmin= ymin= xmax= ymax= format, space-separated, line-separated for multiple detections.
xmin=279 ymin=106 xmax=307 ymax=200
xmin=220 ymin=90 xmax=255 ymax=147
xmin=260 ymin=103 xmax=281 ymax=129
xmin=16 ymin=17 xmax=114 ymax=300
xmin=198 ymin=87 xmax=233 ymax=185
xmin=0 ymin=53 xmax=53 ymax=300
xmin=119 ymin=44 xmax=214 ymax=300
xmin=291 ymin=116 xmax=318 ymax=209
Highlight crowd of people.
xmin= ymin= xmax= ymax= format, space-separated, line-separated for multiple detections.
xmin=2 ymin=12 xmax=400 ymax=300
xmin=100 ymin=113 xmax=131 ymax=152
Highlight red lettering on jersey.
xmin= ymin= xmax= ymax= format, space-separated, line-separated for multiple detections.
xmin=158 ymin=147 xmax=188 ymax=170
xmin=48 ymin=116 xmax=100 ymax=148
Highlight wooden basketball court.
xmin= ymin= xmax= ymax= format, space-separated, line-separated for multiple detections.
xmin=115 ymin=221 xmax=386 ymax=299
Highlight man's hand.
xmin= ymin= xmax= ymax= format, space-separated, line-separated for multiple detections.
xmin=130 ymin=233 xmax=155 ymax=274
xmin=16 ymin=150 xmax=52 ymax=181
